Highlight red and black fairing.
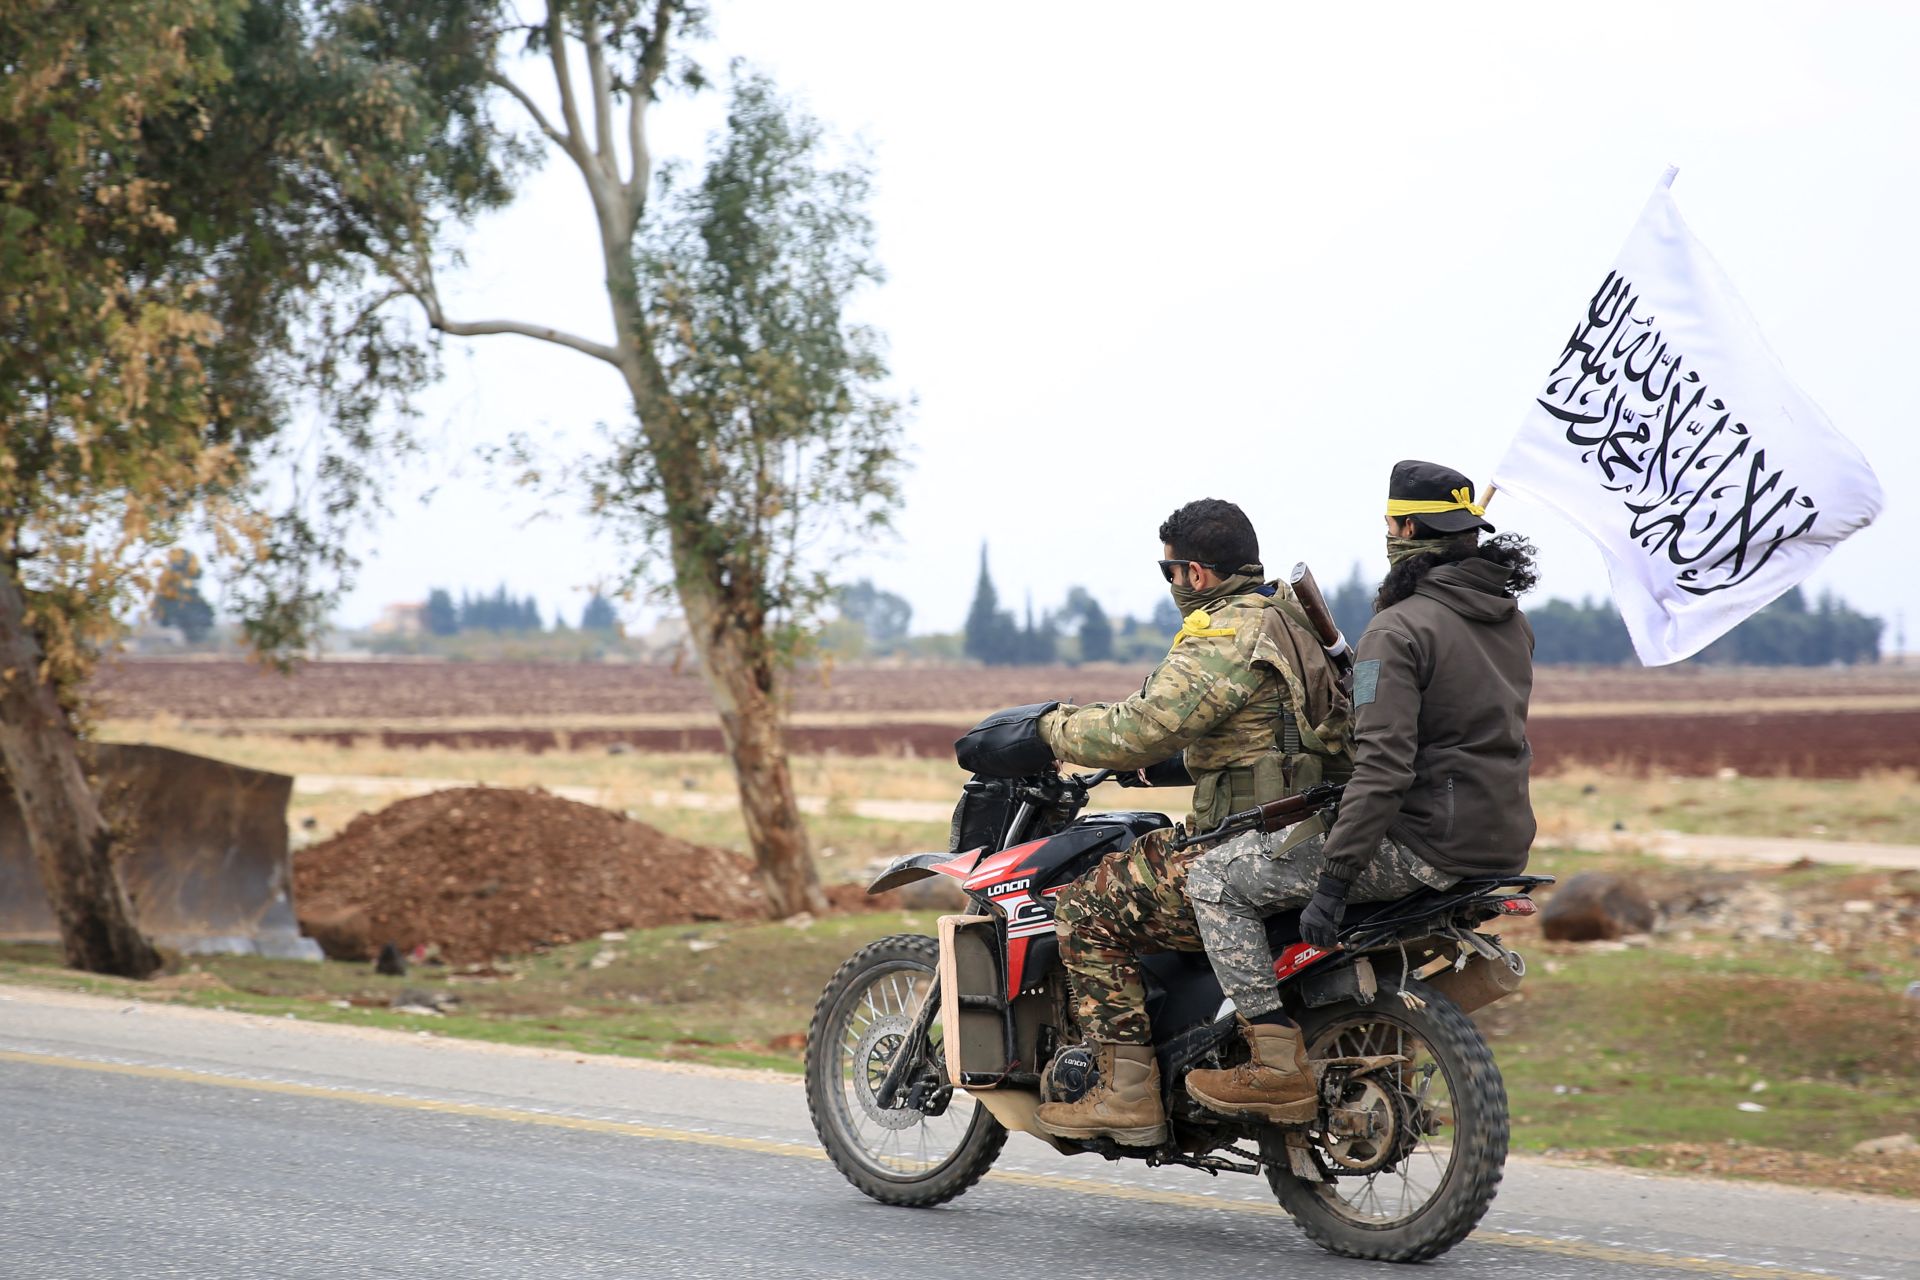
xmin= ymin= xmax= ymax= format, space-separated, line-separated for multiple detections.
xmin=927 ymin=812 xmax=1168 ymax=999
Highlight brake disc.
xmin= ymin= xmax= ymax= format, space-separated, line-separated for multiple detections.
xmin=852 ymin=1014 xmax=923 ymax=1130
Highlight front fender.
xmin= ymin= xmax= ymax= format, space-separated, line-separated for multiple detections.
xmin=867 ymin=850 xmax=973 ymax=895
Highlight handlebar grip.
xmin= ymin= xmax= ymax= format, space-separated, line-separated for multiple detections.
xmin=1115 ymin=757 xmax=1194 ymax=789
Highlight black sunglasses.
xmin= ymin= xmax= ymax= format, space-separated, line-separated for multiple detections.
xmin=1157 ymin=558 xmax=1225 ymax=583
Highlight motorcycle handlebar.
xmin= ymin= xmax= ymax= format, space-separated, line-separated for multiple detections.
xmin=1008 ymin=768 xmax=1113 ymax=808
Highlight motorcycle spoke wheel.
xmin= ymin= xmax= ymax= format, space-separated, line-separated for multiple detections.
xmin=805 ymin=934 xmax=1006 ymax=1206
xmin=1264 ymin=981 xmax=1508 ymax=1262
xmin=1309 ymin=1017 xmax=1453 ymax=1222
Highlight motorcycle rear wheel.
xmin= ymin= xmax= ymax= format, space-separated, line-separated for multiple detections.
xmin=805 ymin=933 xmax=1007 ymax=1207
xmin=1264 ymin=979 xmax=1508 ymax=1262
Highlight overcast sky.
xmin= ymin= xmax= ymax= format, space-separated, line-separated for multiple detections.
xmin=324 ymin=1 xmax=1918 ymax=651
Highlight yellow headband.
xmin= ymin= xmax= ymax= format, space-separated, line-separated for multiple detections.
xmin=1385 ymin=486 xmax=1485 ymax=518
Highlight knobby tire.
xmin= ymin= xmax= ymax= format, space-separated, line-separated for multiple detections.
xmin=1266 ymin=979 xmax=1508 ymax=1262
xmin=805 ymin=933 xmax=1007 ymax=1207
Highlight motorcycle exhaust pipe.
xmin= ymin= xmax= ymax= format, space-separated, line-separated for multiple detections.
xmin=1422 ymin=948 xmax=1525 ymax=1013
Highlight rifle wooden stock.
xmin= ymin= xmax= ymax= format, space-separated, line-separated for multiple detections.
xmin=1173 ymin=782 xmax=1343 ymax=851
xmin=1251 ymin=786 xmax=1326 ymax=832
xmin=1288 ymin=561 xmax=1353 ymax=673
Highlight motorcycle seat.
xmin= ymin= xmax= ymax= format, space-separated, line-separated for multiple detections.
xmin=1262 ymin=874 xmax=1554 ymax=948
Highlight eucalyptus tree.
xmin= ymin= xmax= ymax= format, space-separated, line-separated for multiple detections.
xmin=366 ymin=5 xmax=904 ymax=917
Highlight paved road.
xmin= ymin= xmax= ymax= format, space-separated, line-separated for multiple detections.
xmin=2 ymin=986 xmax=1915 ymax=1280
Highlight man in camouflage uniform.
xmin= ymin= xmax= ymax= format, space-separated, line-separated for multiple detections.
xmin=1032 ymin=499 xmax=1349 ymax=1145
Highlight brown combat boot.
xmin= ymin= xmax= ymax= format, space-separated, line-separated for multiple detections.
xmin=1035 ymin=1043 xmax=1169 ymax=1146
xmin=1185 ymin=1018 xmax=1318 ymax=1124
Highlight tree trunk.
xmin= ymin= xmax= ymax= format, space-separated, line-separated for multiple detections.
xmin=678 ymin=572 xmax=828 ymax=919
xmin=604 ymin=240 xmax=825 ymax=920
xmin=0 ymin=564 xmax=160 ymax=977
xmin=540 ymin=25 xmax=826 ymax=921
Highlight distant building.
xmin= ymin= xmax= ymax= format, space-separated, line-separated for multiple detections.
xmin=124 ymin=621 xmax=186 ymax=654
xmin=634 ymin=615 xmax=692 ymax=664
xmin=370 ymin=602 xmax=427 ymax=637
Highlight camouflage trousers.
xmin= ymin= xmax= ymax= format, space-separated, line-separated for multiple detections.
xmin=1052 ymin=828 xmax=1205 ymax=1045
xmin=1186 ymin=828 xmax=1458 ymax=1019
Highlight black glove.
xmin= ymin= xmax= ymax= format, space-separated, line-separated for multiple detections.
xmin=1115 ymin=755 xmax=1194 ymax=788
xmin=1299 ymin=872 xmax=1351 ymax=949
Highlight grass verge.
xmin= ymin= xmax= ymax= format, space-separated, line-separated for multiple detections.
xmin=1533 ymin=766 xmax=1920 ymax=846
xmin=0 ymin=911 xmax=942 ymax=1074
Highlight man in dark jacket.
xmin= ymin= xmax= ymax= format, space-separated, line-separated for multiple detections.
xmin=1183 ymin=459 xmax=1537 ymax=1122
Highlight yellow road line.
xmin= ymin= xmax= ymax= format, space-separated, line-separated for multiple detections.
xmin=0 ymin=1049 xmax=820 ymax=1160
xmin=0 ymin=1049 xmax=1856 ymax=1280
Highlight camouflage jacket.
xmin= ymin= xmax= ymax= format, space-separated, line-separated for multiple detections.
xmin=1039 ymin=581 xmax=1351 ymax=826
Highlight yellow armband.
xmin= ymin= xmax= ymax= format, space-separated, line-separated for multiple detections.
xmin=1171 ymin=607 xmax=1236 ymax=650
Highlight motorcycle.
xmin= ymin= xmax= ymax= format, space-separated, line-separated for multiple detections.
xmin=804 ymin=761 xmax=1550 ymax=1263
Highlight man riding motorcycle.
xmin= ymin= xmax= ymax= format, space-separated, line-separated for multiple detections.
xmin=989 ymin=498 xmax=1351 ymax=1146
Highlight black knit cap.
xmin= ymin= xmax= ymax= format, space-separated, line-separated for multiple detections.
xmin=1388 ymin=460 xmax=1496 ymax=534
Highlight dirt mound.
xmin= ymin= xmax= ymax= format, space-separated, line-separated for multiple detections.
xmin=293 ymin=787 xmax=768 ymax=962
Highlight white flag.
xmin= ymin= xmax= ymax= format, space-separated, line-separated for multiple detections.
xmin=1493 ymin=169 xmax=1883 ymax=665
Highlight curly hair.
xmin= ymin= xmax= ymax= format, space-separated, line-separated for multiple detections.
xmin=1158 ymin=498 xmax=1259 ymax=570
xmin=1373 ymin=533 xmax=1539 ymax=612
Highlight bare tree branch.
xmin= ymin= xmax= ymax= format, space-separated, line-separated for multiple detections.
xmin=545 ymin=8 xmax=589 ymax=173
xmin=624 ymin=0 xmax=677 ymax=215
xmin=625 ymin=87 xmax=649 ymax=220
xmin=428 ymin=312 xmax=622 ymax=367
xmin=584 ymin=24 xmax=616 ymax=176
xmin=406 ymin=246 xmax=619 ymax=366
xmin=489 ymin=70 xmax=573 ymax=155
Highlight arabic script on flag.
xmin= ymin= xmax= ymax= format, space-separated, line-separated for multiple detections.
xmin=1535 ymin=270 xmax=1819 ymax=598
xmin=1496 ymin=169 xmax=1882 ymax=664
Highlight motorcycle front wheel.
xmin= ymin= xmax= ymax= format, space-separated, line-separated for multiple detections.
xmin=805 ymin=933 xmax=1006 ymax=1207
xmin=1263 ymin=979 xmax=1508 ymax=1262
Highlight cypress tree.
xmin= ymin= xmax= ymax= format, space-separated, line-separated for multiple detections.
xmin=964 ymin=545 xmax=1005 ymax=664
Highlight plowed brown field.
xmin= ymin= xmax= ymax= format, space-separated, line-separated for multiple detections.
xmin=93 ymin=658 xmax=1920 ymax=777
